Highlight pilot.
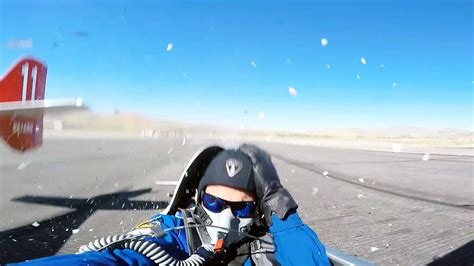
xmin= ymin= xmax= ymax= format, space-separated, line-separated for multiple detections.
xmin=14 ymin=144 xmax=330 ymax=265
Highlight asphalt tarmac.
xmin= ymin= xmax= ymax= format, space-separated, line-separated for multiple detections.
xmin=0 ymin=138 xmax=472 ymax=264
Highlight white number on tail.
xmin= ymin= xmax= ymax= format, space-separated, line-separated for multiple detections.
xmin=20 ymin=63 xmax=38 ymax=101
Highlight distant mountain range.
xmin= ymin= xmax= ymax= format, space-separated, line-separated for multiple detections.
xmin=45 ymin=110 xmax=473 ymax=139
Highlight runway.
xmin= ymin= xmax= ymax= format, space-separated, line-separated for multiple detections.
xmin=0 ymin=138 xmax=472 ymax=264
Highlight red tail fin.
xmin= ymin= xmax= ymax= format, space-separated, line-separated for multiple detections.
xmin=0 ymin=57 xmax=47 ymax=151
xmin=0 ymin=57 xmax=47 ymax=102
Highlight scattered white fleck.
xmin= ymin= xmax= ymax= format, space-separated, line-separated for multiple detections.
xmin=320 ymin=38 xmax=328 ymax=46
xmin=166 ymin=43 xmax=173 ymax=52
xmin=288 ymin=87 xmax=297 ymax=97
xmin=312 ymin=187 xmax=319 ymax=195
xmin=17 ymin=161 xmax=30 ymax=170
xmin=119 ymin=220 xmax=124 ymax=225
xmin=392 ymin=82 xmax=398 ymax=87
xmin=385 ymin=244 xmax=390 ymax=248
xmin=32 ymin=221 xmax=40 ymax=227
xmin=167 ymin=147 xmax=173 ymax=154
xmin=37 ymin=185 xmax=43 ymax=190
xmin=68 ymin=195 xmax=73 ymax=199
xmin=291 ymin=169 xmax=295 ymax=173
xmin=89 ymin=228 xmax=94 ymax=232
xmin=72 ymin=229 xmax=80 ymax=234
xmin=380 ymin=64 xmax=385 ymax=68
xmin=388 ymin=223 xmax=393 ymax=226
xmin=286 ymin=58 xmax=292 ymax=64
xmin=392 ymin=144 xmax=402 ymax=153
xmin=182 ymin=138 xmax=186 ymax=146
xmin=65 ymin=228 xmax=69 ymax=232
xmin=422 ymin=153 xmax=430 ymax=161
xmin=285 ymin=178 xmax=289 ymax=182
xmin=370 ymin=247 xmax=379 ymax=252
xmin=322 ymin=171 xmax=329 ymax=176
xmin=12 ymin=238 xmax=17 ymax=242
xmin=371 ymin=182 xmax=376 ymax=186
xmin=357 ymin=193 xmax=367 ymax=199
xmin=115 ymin=182 xmax=118 ymax=188
xmin=358 ymin=178 xmax=365 ymax=183
xmin=250 ymin=61 xmax=257 ymax=68
xmin=332 ymin=205 xmax=337 ymax=209
xmin=360 ymin=57 xmax=367 ymax=65
xmin=356 ymin=74 xmax=361 ymax=80
xmin=258 ymin=112 xmax=265 ymax=120
xmin=326 ymin=64 xmax=331 ymax=69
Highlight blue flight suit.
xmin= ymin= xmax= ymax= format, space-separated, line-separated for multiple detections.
xmin=10 ymin=211 xmax=330 ymax=266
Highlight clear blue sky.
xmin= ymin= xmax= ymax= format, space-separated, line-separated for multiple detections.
xmin=1 ymin=0 xmax=472 ymax=130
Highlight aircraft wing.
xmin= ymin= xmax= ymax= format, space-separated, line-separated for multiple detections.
xmin=0 ymin=98 xmax=84 ymax=114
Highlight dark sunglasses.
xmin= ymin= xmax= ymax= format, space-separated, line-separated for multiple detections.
xmin=202 ymin=192 xmax=257 ymax=218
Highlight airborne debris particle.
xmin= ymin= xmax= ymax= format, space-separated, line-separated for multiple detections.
xmin=250 ymin=61 xmax=257 ymax=68
xmin=358 ymin=178 xmax=365 ymax=183
xmin=380 ymin=64 xmax=385 ymax=68
xmin=326 ymin=64 xmax=331 ymax=69
xmin=32 ymin=221 xmax=40 ymax=227
xmin=182 ymin=138 xmax=186 ymax=146
xmin=312 ymin=187 xmax=319 ymax=195
xmin=422 ymin=153 xmax=431 ymax=161
xmin=89 ymin=228 xmax=94 ymax=232
xmin=167 ymin=147 xmax=173 ymax=154
xmin=392 ymin=82 xmax=398 ymax=87
xmin=360 ymin=57 xmax=367 ymax=65
xmin=357 ymin=193 xmax=367 ymax=199
xmin=72 ymin=229 xmax=80 ymax=234
xmin=288 ymin=87 xmax=297 ymax=97
xmin=388 ymin=223 xmax=393 ymax=226
xmin=322 ymin=171 xmax=329 ymax=176
xmin=291 ymin=169 xmax=295 ymax=173
xmin=370 ymin=247 xmax=379 ymax=252
xmin=166 ymin=43 xmax=173 ymax=52
xmin=356 ymin=74 xmax=361 ymax=80
xmin=286 ymin=58 xmax=291 ymax=64
xmin=320 ymin=38 xmax=328 ymax=46
xmin=17 ymin=161 xmax=30 ymax=170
